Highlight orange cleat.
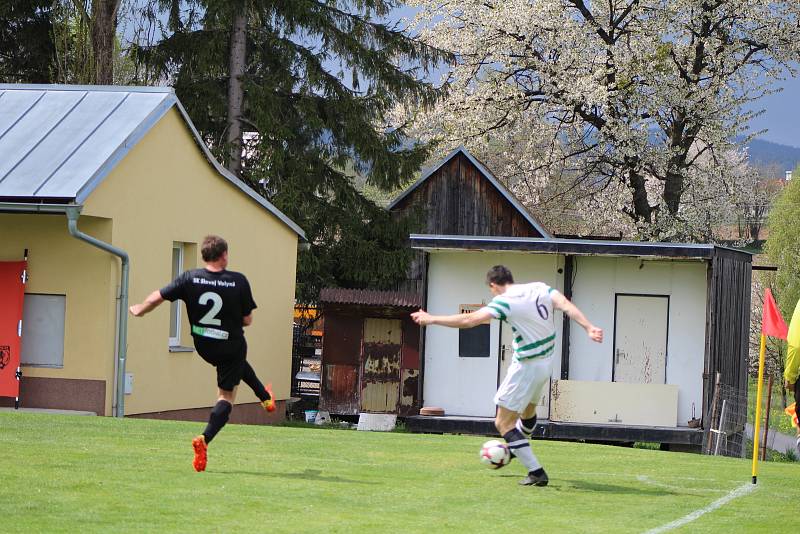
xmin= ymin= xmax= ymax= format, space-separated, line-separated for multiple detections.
xmin=261 ymin=383 xmax=276 ymax=413
xmin=192 ymin=435 xmax=207 ymax=472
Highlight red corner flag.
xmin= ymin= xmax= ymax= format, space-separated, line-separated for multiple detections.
xmin=762 ymin=289 xmax=788 ymax=340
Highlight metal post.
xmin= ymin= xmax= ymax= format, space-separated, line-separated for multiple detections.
xmin=706 ymin=372 xmax=721 ymax=451
xmin=715 ymin=399 xmax=728 ymax=456
xmin=762 ymin=375 xmax=774 ymax=461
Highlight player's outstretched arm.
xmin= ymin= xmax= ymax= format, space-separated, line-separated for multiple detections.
xmin=551 ymin=291 xmax=603 ymax=343
xmin=129 ymin=290 xmax=165 ymax=317
xmin=411 ymin=308 xmax=493 ymax=329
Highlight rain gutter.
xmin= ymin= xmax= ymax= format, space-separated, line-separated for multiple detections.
xmin=64 ymin=206 xmax=130 ymax=418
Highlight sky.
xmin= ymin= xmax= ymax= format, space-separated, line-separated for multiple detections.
xmin=744 ymin=76 xmax=800 ymax=148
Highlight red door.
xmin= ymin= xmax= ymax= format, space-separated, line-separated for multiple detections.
xmin=0 ymin=261 xmax=26 ymax=400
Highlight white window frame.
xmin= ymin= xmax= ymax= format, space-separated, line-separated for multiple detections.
xmin=169 ymin=243 xmax=184 ymax=347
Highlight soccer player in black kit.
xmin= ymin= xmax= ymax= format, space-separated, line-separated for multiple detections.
xmin=129 ymin=235 xmax=275 ymax=472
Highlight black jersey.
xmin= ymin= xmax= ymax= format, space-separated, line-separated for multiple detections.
xmin=160 ymin=269 xmax=257 ymax=341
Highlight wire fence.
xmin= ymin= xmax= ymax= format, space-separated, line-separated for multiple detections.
xmin=703 ymin=382 xmax=748 ymax=458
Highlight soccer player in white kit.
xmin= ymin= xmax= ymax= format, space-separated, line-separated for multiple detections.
xmin=411 ymin=265 xmax=603 ymax=486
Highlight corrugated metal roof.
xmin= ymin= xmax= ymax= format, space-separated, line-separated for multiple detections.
xmin=319 ymin=288 xmax=423 ymax=308
xmin=0 ymin=84 xmax=305 ymax=239
xmin=388 ymin=146 xmax=552 ymax=238
xmin=409 ymin=234 xmax=753 ymax=260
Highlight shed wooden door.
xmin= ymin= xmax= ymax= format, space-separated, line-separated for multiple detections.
xmin=613 ymin=295 xmax=668 ymax=384
xmin=360 ymin=318 xmax=402 ymax=412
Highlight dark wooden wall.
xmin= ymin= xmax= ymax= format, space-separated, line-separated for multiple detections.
xmin=391 ymin=151 xmax=545 ymax=293
xmin=392 ymin=152 xmax=543 ymax=238
xmin=703 ymin=249 xmax=752 ymax=456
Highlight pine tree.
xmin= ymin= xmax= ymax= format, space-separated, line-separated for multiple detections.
xmin=0 ymin=1 xmax=56 ymax=83
xmin=137 ymin=0 xmax=448 ymax=303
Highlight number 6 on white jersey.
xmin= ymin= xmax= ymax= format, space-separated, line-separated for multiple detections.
xmin=199 ymin=292 xmax=223 ymax=326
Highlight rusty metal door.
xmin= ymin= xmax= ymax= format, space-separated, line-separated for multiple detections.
xmin=360 ymin=318 xmax=402 ymax=413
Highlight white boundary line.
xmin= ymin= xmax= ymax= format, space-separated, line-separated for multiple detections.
xmin=644 ymin=483 xmax=757 ymax=534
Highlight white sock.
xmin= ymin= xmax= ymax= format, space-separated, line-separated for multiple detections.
xmin=504 ymin=429 xmax=542 ymax=472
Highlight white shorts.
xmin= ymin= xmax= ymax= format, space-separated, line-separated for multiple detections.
xmin=494 ymin=356 xmax=553 ymax=413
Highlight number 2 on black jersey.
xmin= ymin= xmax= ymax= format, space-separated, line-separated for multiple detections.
xmin=199 ymin=292 xmax=223 ymax=326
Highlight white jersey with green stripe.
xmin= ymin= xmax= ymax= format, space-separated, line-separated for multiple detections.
xmin=480 ymin=282 xmax=557 ymax=362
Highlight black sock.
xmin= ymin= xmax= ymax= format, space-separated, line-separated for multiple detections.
xmin=202 ymin=400 xmax=232 ymax=444
xmin=242 ymin=362 xmax=270 ymax=402
xmin=531 ymin=467 xmax=545 ymax=476
xmin=517 ymin=415 xmax=537 ymax=437
xmin=503 ymin=429 xmax=526 ymax=458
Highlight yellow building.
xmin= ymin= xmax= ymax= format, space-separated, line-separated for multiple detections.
xmin=0 ymin=85 xmax=305 ymax=422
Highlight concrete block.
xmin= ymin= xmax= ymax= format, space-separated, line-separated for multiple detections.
xmin=357 ymin=412 xmax=397 ymax=431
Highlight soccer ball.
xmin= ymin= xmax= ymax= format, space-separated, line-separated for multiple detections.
xmin=479 ymin=439 xmax=511 ymax=469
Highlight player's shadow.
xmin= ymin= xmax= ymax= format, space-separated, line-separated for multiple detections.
xmin=213 ymin=468 xmax=379 ymax=485
xmin=559 ymin=478 xmax=677 ymax=496
xmin=497 ymin=475 xmax=678 ymax=496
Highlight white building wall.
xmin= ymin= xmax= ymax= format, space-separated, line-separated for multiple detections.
xmin=568 ymin=257 xmax=707 ymax=427
xmin=423 ymin=251 xmax=563 ymax=416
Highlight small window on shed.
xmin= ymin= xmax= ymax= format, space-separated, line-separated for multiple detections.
xmin=21 ymin=294 xmax=66 ymax=368
xmin=458 ymin=304 xmax=490 ymax=358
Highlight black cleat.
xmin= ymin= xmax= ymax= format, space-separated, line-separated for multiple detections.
xmin=519 ymin=469 xmax=548 ymax=486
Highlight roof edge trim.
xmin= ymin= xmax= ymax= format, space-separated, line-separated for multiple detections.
xmin=0 ymin=83 xmax=174 ymax=93
xmin=408 ymin=234 xmax=753 ymax=260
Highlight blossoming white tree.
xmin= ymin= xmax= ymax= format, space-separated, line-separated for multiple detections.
xmin=404 ymin=0 xmax=800 ymax=239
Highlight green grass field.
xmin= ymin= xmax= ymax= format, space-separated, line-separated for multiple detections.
xmin=1 ymin=413 xmax=799 ymax=533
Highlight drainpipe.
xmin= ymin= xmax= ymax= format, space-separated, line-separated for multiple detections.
xmin=65 ymin=206 xmax=130 ymax=418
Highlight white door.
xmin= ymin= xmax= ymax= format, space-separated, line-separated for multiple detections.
xmin=613 ymin=295 xmax=669 ymax=384
xmin=498 ymin=322 xmax=550 ymax=418
xmin=498 ymin=322 xmax=514 ymax=384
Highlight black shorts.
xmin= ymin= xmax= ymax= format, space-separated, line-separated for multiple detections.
xmin=193 ymin=336 xmax=248 ymax=391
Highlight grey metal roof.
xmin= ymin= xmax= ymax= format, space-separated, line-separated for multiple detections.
xmin=0 ymin=84 xmax=305 ymax=239
xmin=409 ymin=234 xmax=753 ymax=261
xmin=388 ymin=146 xmax=552 ymax=238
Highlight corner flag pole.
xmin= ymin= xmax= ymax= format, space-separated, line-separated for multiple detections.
xmin=751 ymin=333 xmax=766 ymax=484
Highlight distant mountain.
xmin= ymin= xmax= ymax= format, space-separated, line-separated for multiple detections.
xmin=742 ymin=138 xmax=800 ymax=172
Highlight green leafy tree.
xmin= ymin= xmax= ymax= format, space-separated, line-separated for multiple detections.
xmin=0 ymin=1 xmax=57 ymax=83
xmin=765 ymin=169 xmax=800 ymax=316
xmin=136 ymin=1 xmax=448 ymax=303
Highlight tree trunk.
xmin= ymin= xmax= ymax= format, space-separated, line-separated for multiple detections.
xmin=226 ymin=7 xmax=247 ymax=177
xmin=663 ymin=170 xmax=685 ymax=215
xmin=628 ymin=170 xmax=653 ymax=223
xmin=91 ymin=0 xmax=120 ymax=84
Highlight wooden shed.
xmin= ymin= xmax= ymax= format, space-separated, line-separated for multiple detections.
xmin=407 ymin=235 xmax=752 ymax=454
xmin=316 ymin=147 xmax=549 ymax=417
xmin=318 ymin=289 xmax=422 ymax=416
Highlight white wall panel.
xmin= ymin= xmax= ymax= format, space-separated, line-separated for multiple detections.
xmin=423 ymin=251 xmax=563 ymax=416
xmin=568 ymin=257 xmax=707 ymax=426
